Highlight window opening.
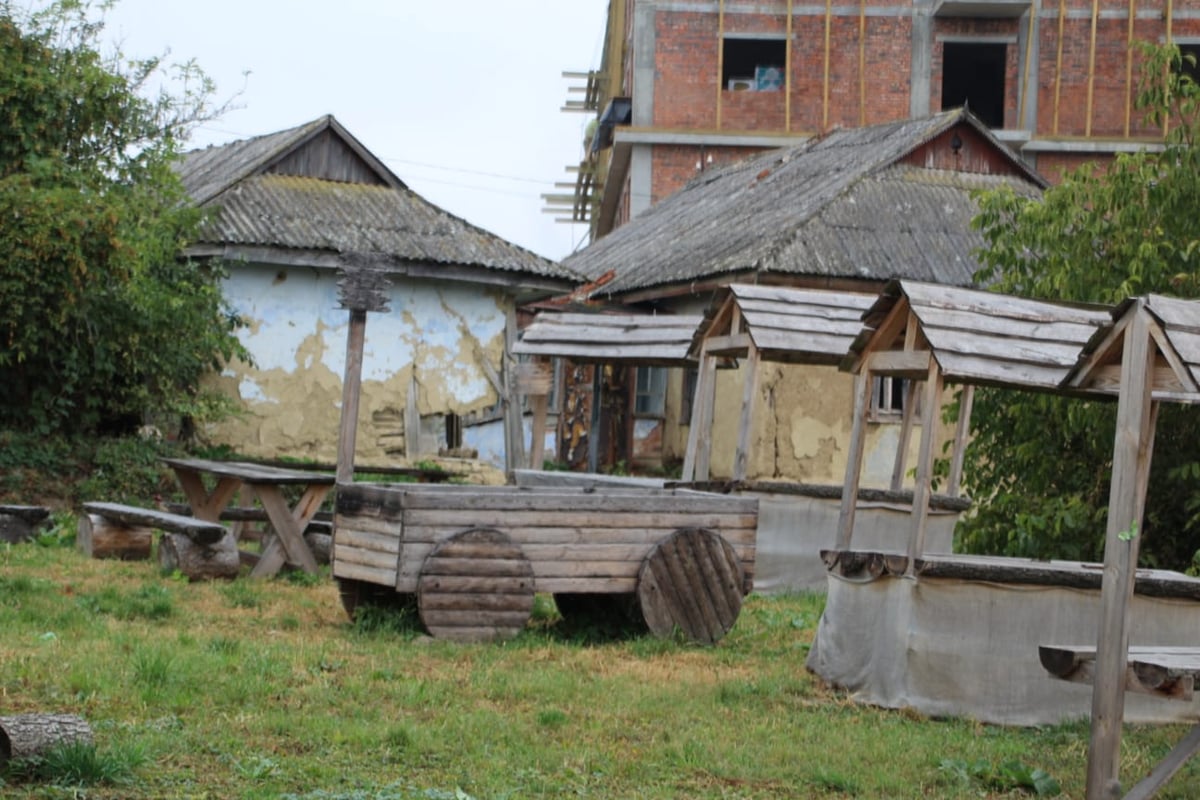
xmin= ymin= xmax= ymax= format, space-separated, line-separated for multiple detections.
xmin=444 ymin=412 xmax=462 ymax=450
xmin=941 ymin=41 xmax=1006 ymax=128
xmin=722 ymin=37 xmax=786 ymax=91
xmin=1176 ymin=43 xmax=1200 ymax=84
xmin=870 ymin=376 xmax=914 ymax=421
xmin=634 ymin=366 xmax=668 ymax=417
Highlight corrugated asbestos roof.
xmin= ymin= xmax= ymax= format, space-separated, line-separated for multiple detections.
xmin=175 ymin=116 xmax=580 ymax=284
xmin=564 ymin=109 xmax=1045 ymax=298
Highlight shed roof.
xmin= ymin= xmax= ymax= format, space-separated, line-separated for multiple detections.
xmin=1066 ymin=294 xmax=1200 ymax=402
xmin=512 ymin=312 xmax=702 ymax=366
xmin=691 ymin=284 xmax=875 ymax=365
xmin=176 ymin=115 xmax=581 ymax=287
xmin=563 ymin=109 xmax=1046 ymax=300
xmin=846 ymin=280 xmax=1112 ymax=391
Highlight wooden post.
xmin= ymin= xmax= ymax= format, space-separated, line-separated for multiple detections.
xmin=732 ymin=343 xmax=761 ymax=482
xmin=337 ymin=308 xmax=367 ymax=485
xmin=404 ymin=373 xmax=420 ymax=459
xmin=504 ymin=307 xmax=526 ymax=474
xmin=587 ymin=365 xmax=603 ymax=474
xmin=890 ymin=380 xmax=919 ymax=491
xmin=682 ymin=350 xmax=717 ymax=483
xmin=1086 ymin=308 xmax=1157 ymax=800
xmin=906 ymin=360 xmax=945 ymax=566
xmin=947 ymin=384 xmax=975 ymax=497
xmin=834 ymin=371 xmax=874 ymax=550
xmin=528 ymin=394 xmax=548 ymax=469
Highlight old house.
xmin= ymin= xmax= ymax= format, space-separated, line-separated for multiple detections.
xmin=554 ymin=109 xmax=1046 ymax=482
xmin=177 ymin=115 xmax=581 ymax=471
xmin=548 ymin=0 xmax=1195 ymax=236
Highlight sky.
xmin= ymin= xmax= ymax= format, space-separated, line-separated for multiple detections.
xmin=97 ymin=0 xmax=610 ymax=262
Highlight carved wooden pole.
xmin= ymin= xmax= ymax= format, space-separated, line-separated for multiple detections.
xmin=336 ymin=259 xmax=392 ymax=485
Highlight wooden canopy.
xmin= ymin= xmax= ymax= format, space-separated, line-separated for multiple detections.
xmin=1052 ymin=295 xmax=1200 ymax=798
xmin=681 ymin=284 xmax=876 ymax=483
xmin=835 ymin=280 xmax=1113 ymax=564
xmin=512 ymin=311 xmax=702 ymax=366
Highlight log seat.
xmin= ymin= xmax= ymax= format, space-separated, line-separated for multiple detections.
xmin=80 ymin=502 xmax=228 ymax=545
xmin=1039 ymin=643 xmax=1200 ymax=702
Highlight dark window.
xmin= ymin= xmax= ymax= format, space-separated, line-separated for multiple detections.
xmin=722 ymin=37 xmax=786 ymax=91
xmin=634 ymin=366 xmax=667 ymax=417
xmin=445 ymin=412 xmax=462 ymax=450
xmin=870 ymin=376 xmax=918 ymax=421
xmin=941 ymin=42 xmax=1006 ymax=128
xmin=1177 ymin=43 xmax=1200 ymax=84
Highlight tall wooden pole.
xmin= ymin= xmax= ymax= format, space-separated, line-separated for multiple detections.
xmin=1086 ymin=308 xmax=1158 ymax=800
xmin=336 ymin=309 xmax=368 ymax=485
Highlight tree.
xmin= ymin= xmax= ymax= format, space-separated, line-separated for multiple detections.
xmin=0 ymin=0 xmax=246 ymax=436
xmin=958 ymin=43 xmax=1200 ymax=569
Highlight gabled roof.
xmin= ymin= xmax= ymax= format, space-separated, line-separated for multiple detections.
xmin=512 ymin=312 xmax=701 ymax=366
xmin=564 ymin=109 xmax=1046 ymax=300
xmin=690 ymin=284 xmax=875 ymax=365
xmin=845 ymin=280 xmax=1111 ymax=391
xmin=1065 ymin=294 xmax=1200 ymax=402
xmin=175 ymin=115 xmax=581 ymax=287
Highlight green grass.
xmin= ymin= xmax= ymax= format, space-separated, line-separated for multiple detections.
xmin=2 ymin=541 xmax=1199 ymax=798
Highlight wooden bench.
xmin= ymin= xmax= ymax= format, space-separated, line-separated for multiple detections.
xmin=0 ymin=504 xmax=51 ymax=543
xmin=79 ymin=502 xmax=238 ymax=579
xmin=1040 ymin=644 xmax=1200 ymax=798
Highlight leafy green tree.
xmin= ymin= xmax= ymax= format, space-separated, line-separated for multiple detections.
xmin=0 ymin=0 xmax=246 ymax=435
xmin=958 ymin=43 xmax=1200 ymax=568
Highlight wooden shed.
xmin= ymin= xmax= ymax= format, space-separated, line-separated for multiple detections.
xmin=807 ymin=282 xmax=1200 ymax=728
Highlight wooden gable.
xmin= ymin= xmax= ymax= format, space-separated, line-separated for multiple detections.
xmin=265 ymin=127 xmax=393 ymax=187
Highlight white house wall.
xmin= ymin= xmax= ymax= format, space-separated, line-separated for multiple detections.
xmin=205 ymin=264 xmax=509 ymax=466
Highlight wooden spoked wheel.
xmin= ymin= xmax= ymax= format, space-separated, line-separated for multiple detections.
xmin=636 ymin=527 xmax=745 ymax=645
xmin=335 ymin=578 xmax=416 ymax=621
xmin=417 ymin=527 xmax=535 ymax=642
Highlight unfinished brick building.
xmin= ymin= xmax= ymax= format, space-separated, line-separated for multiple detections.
xmin=547 ymin=0 xmax=1200 ymax=239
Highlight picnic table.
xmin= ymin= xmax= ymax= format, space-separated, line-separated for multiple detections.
xmin=161 ymin=458 xmax=335 ymax=577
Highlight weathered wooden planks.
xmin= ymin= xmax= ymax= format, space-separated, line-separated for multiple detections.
xmin=637 ymin=528 xmax=745 ymax=645
xmin=80 ymin=502 xmax=227 ymax=545
xmin=417 ymin=528 xmax=534 ymax=642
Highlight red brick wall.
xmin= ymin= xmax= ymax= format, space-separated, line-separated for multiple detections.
xmin=651 ymin=145 xmax=770 ymax=203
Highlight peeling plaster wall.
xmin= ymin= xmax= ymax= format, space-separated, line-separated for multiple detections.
xmin=205 ymin=264 xmax=509 ymax=466
xmin=663 ymin=362 xmax=955 ymax=487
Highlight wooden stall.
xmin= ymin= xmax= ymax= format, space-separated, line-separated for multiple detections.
xmin=513 ymin=310 xmax=701 ymax=472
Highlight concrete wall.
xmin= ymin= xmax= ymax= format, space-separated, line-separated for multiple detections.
xmin=204 ymin=264 xmax=511 ymax=469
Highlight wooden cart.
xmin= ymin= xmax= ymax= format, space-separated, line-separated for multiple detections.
xmin=331 ymin=483 xmax=758 ymax=643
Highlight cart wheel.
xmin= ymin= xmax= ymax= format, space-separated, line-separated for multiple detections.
xmin=636 ymin=527 xmax=745 ymax=645
xmin=417 ymin=527 xmax=534 ymax=642
xmin=336 ymin=577 xmax=417 ymax=621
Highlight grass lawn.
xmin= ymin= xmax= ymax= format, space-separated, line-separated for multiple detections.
xmin=2 ymin=537 xmax=1199 ymax=799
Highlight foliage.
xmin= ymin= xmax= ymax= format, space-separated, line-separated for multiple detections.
xmin=4 ymin=739 xmax=147 ymax=787
xmin=939 ymin=757 xmax=1062 ymax=796
xmin=958 ymin=42 xmax=1200 ymax=567
xmin=0 ymin=0 xmax=246 ymax=436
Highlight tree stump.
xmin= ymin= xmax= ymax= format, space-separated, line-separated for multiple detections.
xmin=636 ymin=527 xmax=746 ymax=645
xmin=418 ymin=527 xmax=534 ymax=642
xmin=158 ymin=531 xmax=240 ymax=581
xmin=0 ymin=506 xmax=50 ymax=544
xmin=0 ymin=714 xmax=93 ymax=765
xmin=77 ymin=514 xmax=152 ymax=560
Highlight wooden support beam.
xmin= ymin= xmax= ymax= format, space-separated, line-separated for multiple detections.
xmin=890 ymin=380 xmax=920 ymax=492
xmin=1086 ymin=308 xmax=1158 ymax=800
xmin=947 ymin=384 xmax=975 ymax=497
xmin=864 ymin=350 xmax=933 ymax=378
xmin=682 ymin=351 xmax=718 ymax=482
xmin=587 ymin=366 xmax=603 ymax=474
xmin=906 ymin=360 xmax=945 ymax=566
xmin=732 ymin=343 xmax=762 ymax=481
xmin=337 ymin=309 xmax=367 ymax=484
xmin=834 ymin=371 xmax=874 ymax=550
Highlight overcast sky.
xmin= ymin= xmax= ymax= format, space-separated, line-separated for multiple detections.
xmin=99 ymin=1 xmax=610 ymax=262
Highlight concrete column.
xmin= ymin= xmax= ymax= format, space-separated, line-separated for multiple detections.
xmin=910 ymin=0 xmax=934 ymax=118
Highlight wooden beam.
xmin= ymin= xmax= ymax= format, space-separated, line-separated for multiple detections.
xmin=693 ymin=353 xmax=719 ymax=482
xmin=336 ymin=309 xmax=367 ymax=484
xmin=1086 ymin=307 xmax=1157 ymax=800
xmin=865 ymin=350 xmax=934 ymax=378
xmin=834 ymin=371 xmax=874 ymax=550
xmin=682 ymin=351 xmax=718 ymax=482
xmin=732 ymin=343 xmax=762 ymax=481
xmin=1123 ymin=723 xmax=1200 ymax=800
xmin=587 ymin=366 xmax=603 ymax=474
xmin=906 ymin=360 xmax=945 ymax=565
xmin=890 ymin=380 xmax=920 ymax=492
xmin=702 ymin=332 xmax=753 ymax=356
xmin=947 ymin=384 xmax=975 ymax=497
